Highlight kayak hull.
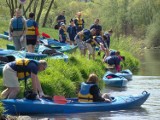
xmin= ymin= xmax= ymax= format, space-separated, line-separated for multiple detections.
xmin=103 ymin=72 xmax=128 ymax=87
xmin=107 ymin=69 xmax=133 ymax=80
xmin=1 ymin=91 xmax=150 ymax=115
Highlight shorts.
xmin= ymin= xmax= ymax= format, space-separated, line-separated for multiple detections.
xmin=3 ymin=64 xmax=19 ymax=87
xmin=86 ymin=43 xmax=95 ymax=54
xmin=26 ymin=38 xmax=37 ymax=45
xmin=75 ymin=38 xmax=87 ymax=50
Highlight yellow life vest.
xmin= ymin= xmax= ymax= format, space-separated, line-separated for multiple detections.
xmin=78 ymin=92 xmax=93 ymax=102
xmin=16 ymin=59 xmax=30 ymax=80
xmin=76 ymin=18 xmax=83 ymax=27
xmin=78 ymin=82 xmax=94 ymax=102
xmin=26 ymin=19 xmax=36 ymax=35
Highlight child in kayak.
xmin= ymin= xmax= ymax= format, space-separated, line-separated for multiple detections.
xmin=78 ymin=73 xmax=112 ymax=102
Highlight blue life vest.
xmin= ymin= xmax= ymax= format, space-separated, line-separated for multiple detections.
xmin=11 ymin=17 xmax=24 ymax=31
xmin=78 ymin=82 xmax=95 ymax=102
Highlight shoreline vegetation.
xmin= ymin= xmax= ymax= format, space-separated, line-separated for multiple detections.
xmin=0 ymin=0 xmax=145 ymax=117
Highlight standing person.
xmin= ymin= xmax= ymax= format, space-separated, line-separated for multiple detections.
xmin=74 ymin=28 xmax=96 ymax=57
xmin=56 ymin=11 xmax=66 ymax=29
xmin=74 ymin=12 xmax=85 ymax=33
xmin=90 ymin=19 xmax=102 ymax=36
xmin=1 ymin=58 xmax=47 ymax=99
xmin=103 ymin=29 xmax=113 ymax=49
xmin=26 ymin=12 xmax=40 ymax=53
xmin=67 ymin=19 xmax=77 ymax=45
xmin=86 ymin=36 xmax=100 ymax=60
xmin=78 ymin=73 xmax=111 ymax=102
xmin=9 ymin=8 xmax=27 ymax=50
xmin=59 ymin=22 xmax=70 ymax=43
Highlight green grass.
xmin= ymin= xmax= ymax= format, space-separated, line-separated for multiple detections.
xmin=0 ymin=20 xmax=140 ymax=116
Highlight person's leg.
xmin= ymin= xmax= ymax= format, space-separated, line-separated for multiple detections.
xmin=20 ymin=36 xmax=26 ymax=50
xmin=27 ymin=45 xmax=32 ymax=52
xmin=102 ymin=93 xmax=112 ymax=101
xmin=86 ymin=43 xmax=93 ymax=59
xmin=13 ymin=36 xmax=21 ymax=50
xmin=2 ymin=64 xmax=20 ymax=99
xmin=1 ymin=87 xmax=20 ymax=99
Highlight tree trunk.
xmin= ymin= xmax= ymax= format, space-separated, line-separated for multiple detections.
xmin=36 ymin=0 xmax=45 ymax=24
xmin=42 ymin=0 xmax=54 ymax=27
xmin=33 ymin=0 xmax=39 ymax=14
xmin=23 ymin=0 xmax=34 ymax=18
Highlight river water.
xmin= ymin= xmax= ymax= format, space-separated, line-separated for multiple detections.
xmin=31 ymin=49 xmax=160 ymax=120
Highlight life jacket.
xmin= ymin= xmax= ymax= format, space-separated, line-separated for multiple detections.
xmin=75 ymin=18 xmax=83 ymax=27
xmin=82 ymin=29 xmax=91 ymax=41
xmin=78 ymin=82 xmax=95 ymax=102
xmin=16 ymin=59 xmax=30 ymax=80
xmin=11 ymin=17 xmax=24 ymax=31
xmin=26 ymin=19 xmax=36 ymax=35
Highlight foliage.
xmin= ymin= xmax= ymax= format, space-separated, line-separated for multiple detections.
xmin=145 ymin=14 xmax=160 ymax=48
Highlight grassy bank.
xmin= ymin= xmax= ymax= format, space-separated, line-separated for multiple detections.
xmin=0 ymin=22 xmax=140 ymax=116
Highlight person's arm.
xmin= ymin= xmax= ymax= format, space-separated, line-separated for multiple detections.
xmin=22 ymin=18 xmax=27 ymax=36
xmin=9 ymin=19 xmax=13 ymax=37
xmin=92 ymin=38 xmax=100 ymax=47
xmin=90 ymin=85 xmax=105 ymax=102
xmin=31 ymin=72 xmax=44 ymax=97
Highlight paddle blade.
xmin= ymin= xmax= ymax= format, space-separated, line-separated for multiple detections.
xmin=53 ymin=96 xmax=67 ymax=104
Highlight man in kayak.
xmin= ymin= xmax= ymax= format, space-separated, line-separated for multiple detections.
xmin=1 ymin=58 xmax=47 ymax=99
xmin=78 ymin=73 xmax=111 ymax=102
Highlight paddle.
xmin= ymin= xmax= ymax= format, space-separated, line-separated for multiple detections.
xmin=53 ymin=95 xmax=68 ymax=104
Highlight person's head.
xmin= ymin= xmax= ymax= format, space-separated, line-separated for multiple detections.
xmin=70 ymin=19 xmax=75 ymax=25
xmin=38 ymin=60 xmax=47 ymax=72
xmin=87 ymin=73 xmax=99 ymax=83
xmin=15 ymin=8 xmax=22 ymax=17
xmin=108 ymin=29 xmax=113 ymax=35
xmin=60 ymin=11 xmax=65 ymax=15
xmin=29 ymin=12 xmax=35 ymax=19
xmin=60 ymin=22 xmax=65 ymax=28
xmin=77 ymin=12 xmax=81 ymax=18
xmin=90 ymin=28 xmax=96 ymax=35
xmin=94 ymin=19 xmax=99 ymax=25
xmin=116 ymin=51 xmax=120 ymax=56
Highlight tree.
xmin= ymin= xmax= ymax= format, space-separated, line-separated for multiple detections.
xmin=42 ymin=0 xmax=54 ymax=27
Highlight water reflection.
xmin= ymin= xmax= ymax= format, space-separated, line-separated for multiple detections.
xmin=136 ymin=49 xmax=160 ymax=76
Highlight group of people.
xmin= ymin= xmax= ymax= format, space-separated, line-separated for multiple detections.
xmin=1 ymin=9 xmax=125 ymax=102
xmin=8 ymin=8 xmax=39 ymax=53
xmin=56 ymin=11 xmax=114 ymax=61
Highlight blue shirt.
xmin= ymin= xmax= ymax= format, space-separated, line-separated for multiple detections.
xmin=67 ymin=25 xmax=76 ymax=41
xmin=90 ymin=24 xmax=102 ymax=36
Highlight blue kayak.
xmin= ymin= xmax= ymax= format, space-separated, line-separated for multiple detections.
xmin=103 ymin=72 xmax=128 ymax=87
xmin=1 ymin=91 xmax=150 ymax=115
xmin=3 ymin=46 xmax=69 ymax=61
xmin=0 ymin=34 xmax=9 ymax=40
xmin=107 ymin=69 xmax=133 ymax=80
xmin=40 ymin=38 xmax=78 ymax=53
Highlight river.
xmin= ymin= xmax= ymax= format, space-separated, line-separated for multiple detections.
xmin=31 ymin=49 xmax=160 ymax=120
